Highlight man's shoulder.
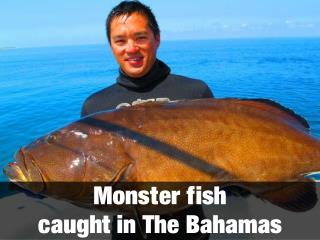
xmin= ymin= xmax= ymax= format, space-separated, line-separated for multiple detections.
xmin=165 ymin=73 xmax=213 ymax=97
xmin=167 ymin=74 xmax=209 ymax=87
xmin=81 ymin=84 xmax=121 ymax=117
xmin=86 ymin=84 xmax=119 ymax=101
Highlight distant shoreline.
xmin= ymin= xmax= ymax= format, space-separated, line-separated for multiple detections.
xmin=3 ymin=36 xmax=320 ymax=50
xmin=0 ymin=47 xmax=17 ymax=51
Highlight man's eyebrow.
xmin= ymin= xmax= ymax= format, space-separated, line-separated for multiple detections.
xmin=112 ymin=31 xmax=148 ymax=39
xmin=134 ymin=31 xmax=148 ymax=36
xmin=112 ymin=35 xmax=125 ymax=40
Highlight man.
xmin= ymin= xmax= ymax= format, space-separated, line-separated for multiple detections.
xmin=81 ymin=1 xmax=213 ymax=239
xmin=81 ymin=0 xmax=213 ymax=117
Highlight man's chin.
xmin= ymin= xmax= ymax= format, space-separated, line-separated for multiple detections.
xmin=123 ymin=68 xmax=147 ymax=78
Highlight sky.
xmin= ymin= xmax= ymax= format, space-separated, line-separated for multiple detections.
xmin=1 ymin=0 xmax=320 ymax=48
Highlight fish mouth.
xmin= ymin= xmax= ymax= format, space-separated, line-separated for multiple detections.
xmin=4 ymin=149 xmax=30 ymax=182
xmin=3 ymin=162 xmax=28 ymax=182
xmin=3 ymin=148 xmax=45 ymax=193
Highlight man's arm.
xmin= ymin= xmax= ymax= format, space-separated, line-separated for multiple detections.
xmin=202 ymin=85 xmax=214 ymax=98
xmin=80 ymin=103 xmax=88 ymax=118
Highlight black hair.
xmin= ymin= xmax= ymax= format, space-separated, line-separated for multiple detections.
xmin=106 ymin=1 xmax=160 ymax=43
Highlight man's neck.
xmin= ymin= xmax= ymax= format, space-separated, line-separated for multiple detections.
xmin=116 ymin=59 xmax=171 ymax=90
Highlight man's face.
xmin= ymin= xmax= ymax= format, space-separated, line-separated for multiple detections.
xmin=109 ymin=13 xmax=160 ymax=78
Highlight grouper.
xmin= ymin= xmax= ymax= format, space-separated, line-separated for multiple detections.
xmin=4 ymin=98 xmax=320 ymax=212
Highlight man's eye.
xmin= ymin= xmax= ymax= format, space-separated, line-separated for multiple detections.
xmin=137 ymin=36 xmax=147 ymax=41
xmin=114 ymin=39 xmax=126 ymax=45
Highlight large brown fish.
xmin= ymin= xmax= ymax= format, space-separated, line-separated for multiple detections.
xmin=3 ymin=98 xmax=320 ymax=211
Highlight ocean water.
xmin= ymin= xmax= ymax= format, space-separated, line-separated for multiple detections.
xmin=0 ymin=38 xmax=320 ymax=181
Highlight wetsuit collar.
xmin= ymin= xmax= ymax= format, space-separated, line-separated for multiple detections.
xmin=117 ymin=59 xmax=171 ymax=90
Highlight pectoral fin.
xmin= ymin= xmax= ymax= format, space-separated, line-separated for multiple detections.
xmin=257 ymin=179 xmax=317 ymax=212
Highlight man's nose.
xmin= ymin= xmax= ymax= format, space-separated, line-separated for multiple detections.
xmin=126 ymin=40 xmax=139 ymax=53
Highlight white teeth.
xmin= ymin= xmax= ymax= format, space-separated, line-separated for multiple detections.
xmin=129 ymin=58 xmax=141 ymax=61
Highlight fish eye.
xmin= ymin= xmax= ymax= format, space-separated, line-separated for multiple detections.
xmin=45 ymin=134 xmax=57 ymax=144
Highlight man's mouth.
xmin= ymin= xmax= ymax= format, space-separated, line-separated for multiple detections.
xmin=126 ymin=56 xmax=144 ymax=66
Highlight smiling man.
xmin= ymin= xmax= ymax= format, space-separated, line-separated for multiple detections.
xmin=81 ymin=0 xmax=213 ymax=117
xmin=80 ymin=1 xmax=212 ymax=239
xmin=110 ymin=11 xmax=159 ymax=78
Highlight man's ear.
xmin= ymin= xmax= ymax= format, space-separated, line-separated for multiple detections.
xmin=155 ymin=33 xmax=160 ymax=48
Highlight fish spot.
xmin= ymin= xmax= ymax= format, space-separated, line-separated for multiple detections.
xmin=88 ymin=128 xmax=103 ymax=135
xmin=69 ymin=157 xmax=81 ymax=169
xmin=71 ymin=130 xmax=88 ymax=139
xmin=106 ymin=140 xmax=113 ymax=146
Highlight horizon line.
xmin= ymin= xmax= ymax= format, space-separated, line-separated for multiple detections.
xmin=3 ymin=35 xmax=320 ymax=50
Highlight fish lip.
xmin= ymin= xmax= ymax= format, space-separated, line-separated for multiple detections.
xmin=5 ymin=149 xmax=30 ymax=182
xmin=4 ymin=162 xmax=44 ymax=193
xmin=15 ymin=148 xmax=31 ymax=179
xmin=4 ymin=148 xmax=45 ymax=193
xmin=3 ymin=162 xmax=27 ymax=182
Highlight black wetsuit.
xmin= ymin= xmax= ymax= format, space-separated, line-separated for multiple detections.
xmin=81 ymin=59 xmax=213 ymax=117
xmin=81 ymin=59 xmax=213 ymax=240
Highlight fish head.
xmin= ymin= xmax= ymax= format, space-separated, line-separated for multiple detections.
xmin=4 ymin=118 xmax=133 ymax=191
xmin=4 ymin=125 xmax=86 ymax=185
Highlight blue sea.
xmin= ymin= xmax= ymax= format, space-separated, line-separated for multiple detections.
xmin=0 ymin=38 xmax=320 ymax=181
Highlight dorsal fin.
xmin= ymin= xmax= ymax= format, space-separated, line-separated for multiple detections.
xmin=230 ymin=98 xmax=310 ymax=131
xmin=116 ymin=98 xmax=310 ymax=132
